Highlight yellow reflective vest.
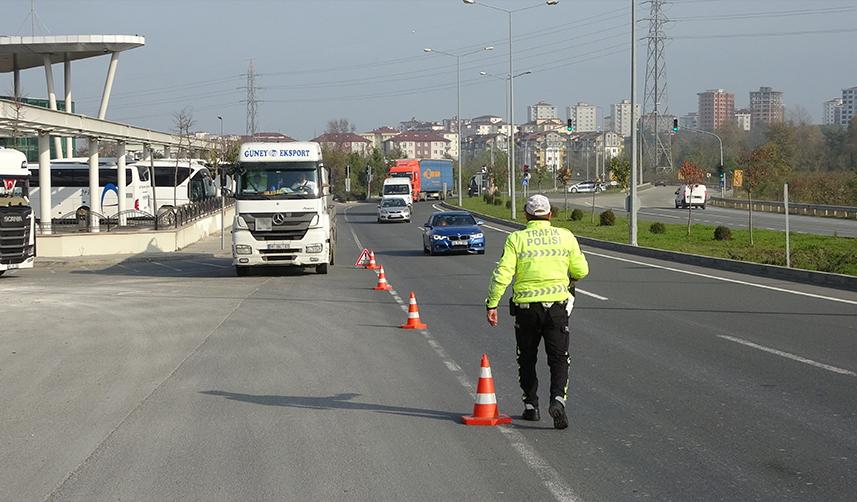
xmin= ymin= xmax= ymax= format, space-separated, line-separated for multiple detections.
xmin=486 ymin=220 xmax=589 ymax=309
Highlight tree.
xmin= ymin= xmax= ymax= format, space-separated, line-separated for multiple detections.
xmin=678 ymin=160 xmax=706 ymax=235
xmin=609 ymin=157 xmax=631 ymax=192
xmin=326 ymin=118 xmax=356 ymax=134
xmin=172 ymin=107 xmax=195 ymax=208
xmin=739 ymin=144 xmax=781 ymax=245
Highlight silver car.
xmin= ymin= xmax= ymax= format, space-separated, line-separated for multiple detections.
xmin=567 ymin=180 xmax=604 ymax=193
xmin=377 ymin=197 xmax=411 ymax=223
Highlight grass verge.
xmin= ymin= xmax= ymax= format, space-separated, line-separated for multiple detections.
xmin=458 ymin=197 xmax=857 ymax=276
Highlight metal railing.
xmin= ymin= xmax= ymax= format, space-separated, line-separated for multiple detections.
xmin=710 ymin=197 xmax=857 ymax=220
xmin=43 ymin=196 xmax=234 ymax=233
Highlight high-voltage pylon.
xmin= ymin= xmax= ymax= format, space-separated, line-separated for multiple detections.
xmin=642 ymin=0 xmax=672 ymax=177
xmin=244 ymin=59 xmax=259 ymax=136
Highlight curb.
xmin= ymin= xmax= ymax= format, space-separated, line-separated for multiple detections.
xmin=441 ymin=202 xmax=857 ymax=293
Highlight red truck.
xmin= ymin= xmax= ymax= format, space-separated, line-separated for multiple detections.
xmin=388 ymin=159 xmax=454 ymax=201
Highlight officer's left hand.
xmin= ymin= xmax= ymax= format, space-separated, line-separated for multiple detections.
xmin=487 ymin=308 xmax=498 ymax=327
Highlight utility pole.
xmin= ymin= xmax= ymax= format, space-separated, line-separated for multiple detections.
xmin=642 ymin=0 xmax=672 ymax=180
xmin=243 ymin=60 xmax=259 ymax=136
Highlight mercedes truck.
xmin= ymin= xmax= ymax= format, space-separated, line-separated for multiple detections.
xmin=232 ymin=142 xmax=336 ymax=276
xmin=0 ymin=147 xmax=36 ymax=275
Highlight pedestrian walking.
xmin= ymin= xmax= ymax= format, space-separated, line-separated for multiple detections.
xmin=485 ymin=194 xmax=589 ymax=429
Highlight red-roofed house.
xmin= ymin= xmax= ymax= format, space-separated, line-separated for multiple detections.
xmin=383 ymin=131 xmax=450 ymax=160
xmin=360 ymin=127 xmax=400 ymax=150
xmin=312 ymin=132 xmax=372 ymax=155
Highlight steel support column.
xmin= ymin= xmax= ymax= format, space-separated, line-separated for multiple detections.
xmin=117 ymin=141 xmax=127 ymax=225
xmin=97 ymin=52 xmax=119 ymax=119
xmin=37 ymin=132 xmax=52 ymax=234
xmin=42 ymin=55 xmax=64 ymax=158
xmin=88 ymin=138 xmax=100 ymax=232
xmin=64 ymin=55 xmax=73 ymax=159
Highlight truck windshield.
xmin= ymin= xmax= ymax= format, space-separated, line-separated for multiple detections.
xmin=0 ymin=176 xmax=29 ymax=204
xmin=237 ymin=162 xmax=319 ymax=199
xmin=383 ymin=184 xmax=410 ymax=195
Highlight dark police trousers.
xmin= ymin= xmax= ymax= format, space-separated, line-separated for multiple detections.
xmin=514 ymin=301 xmax=570 ymax=407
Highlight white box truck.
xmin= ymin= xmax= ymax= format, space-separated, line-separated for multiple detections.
xmin=232 ymin=142 xmax=336 ymax=275
xmin=0 ymin=148 xmax=36 ymax=275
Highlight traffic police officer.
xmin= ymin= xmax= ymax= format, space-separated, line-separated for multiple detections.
xmin=485 ymin=194 xmax=589 ymax=429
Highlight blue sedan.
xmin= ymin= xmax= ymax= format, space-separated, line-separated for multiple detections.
xmin=422 ymin=211 xmax=485 ymax=255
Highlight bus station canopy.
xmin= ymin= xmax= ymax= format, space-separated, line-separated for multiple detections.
xmin=0 ymin=35 xmax=145 ymax=72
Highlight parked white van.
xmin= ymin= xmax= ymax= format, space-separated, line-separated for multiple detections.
xmin=675 ymin=184 xmax=708 ymax=209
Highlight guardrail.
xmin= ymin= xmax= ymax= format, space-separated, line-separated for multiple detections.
xmin=44 ymin=196 xmax=234 ymax=234
xmin=710 ymin=197 xmax=857 ymax=220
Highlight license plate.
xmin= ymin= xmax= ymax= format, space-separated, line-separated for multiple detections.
xmin=268 ymin=243 xmax=291 ymax=250
xmin=452 ymin=240 xmax=468 ymax=246
xmin=6 ymin=264 xmax=18 ymax=269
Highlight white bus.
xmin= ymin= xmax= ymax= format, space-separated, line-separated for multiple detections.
xmin=130 ymin=159 xmax=216 ymax=211
xmin=27 ymin=158 xmax=153 ymax=219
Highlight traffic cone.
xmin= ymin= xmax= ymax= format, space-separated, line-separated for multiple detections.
xmin=400 ymin=292 xmax=428 ymax=330
xmin=462 ymin=354 xmax=512 ymax=426
xmin=373 ymin=266 xmax=393 ymax=291
xmin=366 ymin=251 xmax=379 ymax=270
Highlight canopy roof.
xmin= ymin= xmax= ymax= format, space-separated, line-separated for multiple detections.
xmin=0 ymin=35 xmax=145 ymax=72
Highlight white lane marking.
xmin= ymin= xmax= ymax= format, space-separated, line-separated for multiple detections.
xmin=196 ymin=261 xmax=230 ymax=269
xmin=373 ymin=256 xmax=582 ymax=502
xmin=116 ymin=263 xmax=141 ymax=273
xmin=483 ymin=223 xmax=511 ymax=234
xmin=586 ymin=250 xmax=857 ymax=306
xmin=150 ymin=261 xmax=183 ymax=273
xmin=576 ymin=289 xmax=608 ymax=301
xmin=342 ymin=206 xmax=366 ymax=252
xmin=718 ymin=335 xmax=857 ymax=377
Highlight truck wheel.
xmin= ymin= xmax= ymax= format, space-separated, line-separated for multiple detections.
xmin=316 ymin=263 xmax=329 ymax=274
xmin=0 ymin=271 xmax=5 ymax=277
xmin=235 ymin=266 xmax=249 ymax=277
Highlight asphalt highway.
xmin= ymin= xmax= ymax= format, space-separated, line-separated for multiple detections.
xmin=1 ymin=202 xmax=856 ymax=501
xmin=548 ymin=186 xmax=857 ymax=237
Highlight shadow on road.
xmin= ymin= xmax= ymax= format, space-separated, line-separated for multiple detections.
xmin=200 ymin=390 xmax=460 ymax=423
xmin=67 ymin=254 xmax=323 ymax=279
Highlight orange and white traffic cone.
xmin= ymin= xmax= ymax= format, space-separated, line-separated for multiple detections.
xmin=373 ymin=266 xmax=393 ymax=291
xmin=462 ymin=354 xmax=512 ymax=426
xmin=399 ymin=292 xmax=428 ymax=330
xmin=366 ymin=251 xmax=379 ymax=270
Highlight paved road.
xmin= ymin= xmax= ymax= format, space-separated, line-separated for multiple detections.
xmin=548 ymin=186 xmax=857 ymax=237
xmin=1 ymin=202 xmax=856 ymax=501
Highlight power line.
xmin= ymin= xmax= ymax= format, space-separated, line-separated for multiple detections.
xmin=673 ymin=27 xmax=857 ymax=40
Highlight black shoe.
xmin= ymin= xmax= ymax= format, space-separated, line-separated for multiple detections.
xmin=522 ymin=404 xmax=540 ymax=421
xmin=548 ymin=399 xmax=568 ymax=430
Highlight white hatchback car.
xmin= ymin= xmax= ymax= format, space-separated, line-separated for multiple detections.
xmin=377 ymin=197 xmax=411 ymax=223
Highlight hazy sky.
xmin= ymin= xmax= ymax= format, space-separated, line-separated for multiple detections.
xmin=3 ymin=0 xmax=856 ymax=139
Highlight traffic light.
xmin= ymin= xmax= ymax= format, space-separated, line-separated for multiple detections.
xmin=523 ymin=164 xmax=529 ymax=174
xmin=672 ymin=118 xmax=679 ymax=133
xmin=566 ymin=118 xmax=575 ymax=132
xmin=718 ymin=164 xmax=725 ymax=183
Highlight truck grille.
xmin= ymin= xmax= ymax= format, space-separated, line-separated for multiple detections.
xmin=243 ymin=212 xmax=315 ymax=241
xmin=0 ymin=206 xmax=32 ymax=265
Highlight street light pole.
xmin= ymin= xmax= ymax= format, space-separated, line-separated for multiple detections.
xmin=684 ymin=127 xmax=724 ymax=197
xmin=464 ymin=0 xmax=559 ymax=220
xmin=481 ymin=70 xmax=530 ymax=200
xmin=217 ymin=115 xmax=225 ymax=251
xmin=424 ymin=45 xmax=493 ymax=206
xmin=630 ymin=0 xmax=639 ymax=246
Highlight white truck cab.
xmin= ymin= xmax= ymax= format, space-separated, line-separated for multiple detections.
xmin=0 ymin=148 xmax=36 ymax=275
xmin=382 ymin=177 xmax=413 ymax=206
xmin=232 ymin=142 xmax=336 ymax=275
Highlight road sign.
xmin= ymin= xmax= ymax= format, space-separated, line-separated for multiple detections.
xmin=522 ymin=177 xmax=529 ymax=186
xmin=732 ymin=169 xmax=744 ymax=187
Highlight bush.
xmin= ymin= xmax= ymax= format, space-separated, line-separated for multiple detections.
xmin=483 ymin=193 xmax=494 ymax=204
xmin=649 ymin=222 xmax=666 ymax=234
xmin=505 ymin=200 xmax=512 ymax=209
xmin=570 ymin=208 xmax=584 ymax=221
xmin=599 ymin=209 xmax=616 ymax=226
xmin=714 ymin=225 xmax=732 ymax=241
xmin=493 ymin=197 xmax=504 ymax=206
